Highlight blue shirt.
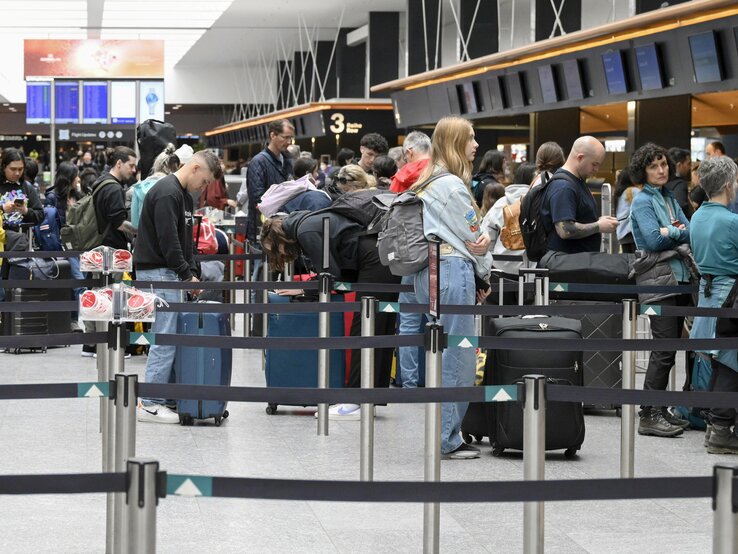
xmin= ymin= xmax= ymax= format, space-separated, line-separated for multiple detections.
xmin=541 ymin=169 xmax=600 ymax=254
xmin=690 ymin=202 xmax=738 ymax=277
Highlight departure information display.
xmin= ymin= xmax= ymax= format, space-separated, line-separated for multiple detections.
xmin=82 ymin=81 xmax=108 ymax=124
xmin=55 ymin=81 xmax=80 ymax=123
xmin=110 ymin=81 xmax=137 ymax=124
xmin=26 ymin=81 xmax=51 ymax=124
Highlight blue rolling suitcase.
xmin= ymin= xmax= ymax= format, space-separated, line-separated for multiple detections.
xmin=174 ymin=309 xmax=232 ymax=426
xmin=264 ymin=292 xmax=345 ymax=415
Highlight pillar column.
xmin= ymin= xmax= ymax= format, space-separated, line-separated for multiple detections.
xmin=314 ymin=41 xmax=338 ymax=101
xmin=407 ymin=0 xmax=442 ymax=75
xmin=369 ymin=12 xmax=400 ymax=98
xmin=277 ymin=60 xmax=294 ymax=110
xmin=337 ymin=29 xmax=366 ymax=99
xmin=460 ymin=0 xmax=498 ymax=59
xmin=535 ymin=0 xmax=581 ymax=41
xmin=530 ymin=108 xmax=580 ymax=158
xmin=293 ymin=51 xmax=314 ymax=105
xmin=626 ymin=95 xmax=691 ymax=156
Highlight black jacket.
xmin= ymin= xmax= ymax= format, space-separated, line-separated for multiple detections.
xmin=245 ymin=147 xmax=293 ymax=241
xmin=0 ymin=180 xmax=44 ymax=228
xmin=133 ymin=174 xmax=197 ymax=281
xmin=92 ymin=173 xmax=129 ymax=249
xmin=664 ymin=176 xmax=692 ymax=219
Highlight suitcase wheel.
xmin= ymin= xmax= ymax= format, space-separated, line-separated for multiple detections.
xmin=223 ymin=410 xmax=229 ymax=419
xmin=491 ymin=446 xmax=505 ymax=457
xmin=462 ymin=432 xmax=473 ymax=444
xmin=214 ymin=417 xmax=222 ymax=426
xmin=564 ymin=447 xmax=579 ymax=459
xmin=179 ymin=414 xmax=194 ymax=426
xmin=265 ymin=404 xmax=277 ymax=415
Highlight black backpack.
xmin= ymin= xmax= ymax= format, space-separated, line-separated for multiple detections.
xmin=137 ymin=119 xmax=176 ymax=179
xmin=519 ymin=170 xmax=578 ymax=262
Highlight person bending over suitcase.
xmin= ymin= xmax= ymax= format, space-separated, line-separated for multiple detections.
xmin=407 ymin=116 xmax=492 ymax=460
xmin=134 ymin=149 xmax=223 ymax=424
xmin=629 ymin=143 xmax=694 ymax=437
xmin=260 ymin=203 xmax=401 ymax=421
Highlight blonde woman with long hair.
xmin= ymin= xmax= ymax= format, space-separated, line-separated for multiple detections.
xmin=411 ymin=116 xmax=492 ymax=459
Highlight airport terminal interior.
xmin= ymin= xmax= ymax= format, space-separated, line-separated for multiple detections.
xmin=2 ymin=0 xmax=738 ymax=552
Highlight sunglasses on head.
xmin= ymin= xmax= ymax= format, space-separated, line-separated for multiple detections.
xmin=337 ymin=176 xmax=354 ymax=185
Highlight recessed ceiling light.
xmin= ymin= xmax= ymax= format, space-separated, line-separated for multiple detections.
xmin=164 ymin=111 xmax=171 ymax=115
xmin=2 ymin=103 xmax=8 ymax=107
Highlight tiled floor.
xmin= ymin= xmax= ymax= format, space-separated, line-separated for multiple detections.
xmin=0 ymin=314 xmax=728 ymax=553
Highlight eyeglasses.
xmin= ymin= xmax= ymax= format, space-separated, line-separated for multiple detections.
xmin=337 ymin=176 xmax=354 ymax=185
xmin=279 ymin=134 xmax=295 ymax=140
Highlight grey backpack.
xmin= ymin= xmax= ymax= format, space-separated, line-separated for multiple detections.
xmin=373 ymin=172 xmax=450 ymax=276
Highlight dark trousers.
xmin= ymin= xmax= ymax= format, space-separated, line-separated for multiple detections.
xmin=346 ymin=237 xmax=401 ymax=389
xmin=642 ymin=294 xmax=689 ymax=409
xmin=708 ymin=359 xmax=738 ymax=426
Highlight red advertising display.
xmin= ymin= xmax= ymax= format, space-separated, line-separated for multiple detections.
xmin=25 ymin=40 xmax=164 ymax=78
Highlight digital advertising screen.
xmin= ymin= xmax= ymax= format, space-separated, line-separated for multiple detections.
xmin=82 ymin=81 xmax=108 ymax=124
xmin=138 ymin=81 xmax=165 ymax=122
xmin=602 ymin=51 xmax=628 ymax=95
xmin=689 ymin=31 xmax=723 ymax=83
xmin=562 ymin=59 xmax=584 ymax=100
xmin=55 ymin=81 xmax=80 ymax=124
xmin=635 ymin=44 xmax=663 ymax=91
xmin=538 ymin=65 xmax=558 ymax=103
xmin=110 ymin=81 xmax=136 ymax=124
xmin=26 ymin=81 xmax=51 ymax=124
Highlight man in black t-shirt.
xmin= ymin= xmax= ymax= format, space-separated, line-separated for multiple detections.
xmin=92 ymin=146 xmax=138 ymax=250
xmin=541 ymin=136 xmax=618 ymax=254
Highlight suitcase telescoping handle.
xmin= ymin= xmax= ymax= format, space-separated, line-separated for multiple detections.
xmin=194 ymin=214 xmax=203 ymax=251
xmin=518 ymin=267 xmax=549 ymax=306
xmin=490 ymin=268 xmax=505 ymax=315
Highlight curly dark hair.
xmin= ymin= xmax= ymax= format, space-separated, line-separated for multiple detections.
xmin=628 ymin=143 xmax=673 ymax=185
xmin=259 ymin=217 xmax=301 ymax=268
xmin=360 ymin=132 xmax=389 ymax=155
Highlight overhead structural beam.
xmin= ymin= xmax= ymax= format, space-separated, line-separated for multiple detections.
xmin=347 ymin=25 xmax=369 ymax=46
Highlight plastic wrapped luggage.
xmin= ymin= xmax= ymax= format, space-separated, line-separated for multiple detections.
xmin=174 ymin=308 xmax=232 ymax=426
xmin=539 ymin=250 xmax=637 ymax=301
xmin=264 ymin=292 xmax=345 ymax=415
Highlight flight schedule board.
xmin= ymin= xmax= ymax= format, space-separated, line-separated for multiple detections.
xmin=55 ymin=81 xmax=80 ymax=123
xmin=82 ymin=81 xmax=108 ymax=124
xmin=26 ymin=81 xmax=51 ymax=124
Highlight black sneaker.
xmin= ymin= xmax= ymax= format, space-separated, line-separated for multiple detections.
xmin=81 ymin=344 xmax=96 ymax=358
xmin=707 ymin=425 xmax=738 ymax=455
xmin=704 ymin=424 xmax=713 ymax=447
xmin=638 ymin=411 xmax=683 ymax=437
xmin=662 ymin=407 xmax=690 ymax=430
xmin=442 ymin=443 xmax=481 ymax=460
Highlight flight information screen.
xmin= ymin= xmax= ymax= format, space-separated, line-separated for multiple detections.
xmin=26 ymin=81 xmax=51 ymax=124
xmin=55 ymin=81 xmax=80 ymax=124
xmin=82 ymin=81 xmax=108 ymax=124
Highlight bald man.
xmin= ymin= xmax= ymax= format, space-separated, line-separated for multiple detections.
xmin=540 ymin=136 xmax=618 ymax=254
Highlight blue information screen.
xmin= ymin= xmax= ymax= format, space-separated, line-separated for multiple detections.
xmin=82 ymin=81 xmax=108 ymax=124
xmin=635 ymin=44 xmax=663 ymax=91
xmin=55 ymin=81 xmax=80 ymax=124
xmin=689 ymin=32 xmax=723 ymax=83
xmin=26 ymin=82 xmax=51 ymax=124
xmin=602 ymin=51 xmax=628 ymax=95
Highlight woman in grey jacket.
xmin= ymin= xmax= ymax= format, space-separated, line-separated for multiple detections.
xmin=411 ymin=116 xmax=492 ymax=459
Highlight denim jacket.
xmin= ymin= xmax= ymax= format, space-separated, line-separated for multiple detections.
xmin=417 ymin=171 xmax=492 ymax=279
xmin=630 ymin=183 xmax=690 ymax=282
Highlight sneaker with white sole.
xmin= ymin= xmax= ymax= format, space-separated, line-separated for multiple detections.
xmin=137 ymin=402 xmax=180 ymax=424
xmin=442 ymin=443 xmax=481 ymax=460
xmin=328 ymin=403 xmax=360 ymax=420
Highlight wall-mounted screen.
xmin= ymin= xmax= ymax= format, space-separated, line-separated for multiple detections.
xmin=507 ymin=72 xmax=525 ymax=108
xmin=562 ymin=59 xmax=584 ymax=100
xmin=457 ymin=82 xmax=482 ymax=114
xmin=138 ymin=81 xmax=165 ymax=122
xmin=55 ymin=81 xmax=80 ymax=123
xmin=26 ymin=81 xmax=51 ymax=124
xmin=688 ymin=31 xmax=723 ymax=83
xmin=487 ymin=76 xmax=508 ymax=110
xmin=602 ymin=51 xmax=628 ymax=95
xmin=110 ymin=81 xmax=136 ymax=124
xmin=537 ymin=65 xmax=558 ymax=103
xmin=635 ymin=44 xmax=664 ymax=91
xmin=82 ymin=81 xmax=108 ymax=124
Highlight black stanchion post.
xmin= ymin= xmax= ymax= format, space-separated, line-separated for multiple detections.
xmin=621 ymin=299 xmax=637 ymax=479
xmin=317 ymin=217 xmax=332 ymax=436
xmin=113 ymin=373 xmax=137 ymax=553
xmin=523 ymin=374 xmax=546 ymax=554
xmin=360 ymin=296 xmax=377 ymax=481
xmin=243 ymin=243 xmax=252 ymax=338
xmin=712 ymin=464 xmax=738 ymax=553
xmin=228 ymin=232 xmax=236 ymax=330
xmin=126 ymin=458 xmax=160 ymax=553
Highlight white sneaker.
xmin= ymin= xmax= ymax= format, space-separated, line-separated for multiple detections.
xmin=328 ymin=403 xmax=361 ymax=420
xmin=137 ymin=402 xmax=180 ymax=424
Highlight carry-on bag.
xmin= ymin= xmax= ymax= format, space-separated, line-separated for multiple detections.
xmin=174 ymin=306 xmax=232 ymax=425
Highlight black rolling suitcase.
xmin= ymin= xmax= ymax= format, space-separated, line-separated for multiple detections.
xmin=47 ymin=258 xmax=72 ymax=335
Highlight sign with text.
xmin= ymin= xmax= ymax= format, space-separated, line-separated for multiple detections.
xmin=25 ymin=40 xmax=164 ymax=78
xmin=428 ymin=239 xmax=440 ymax=319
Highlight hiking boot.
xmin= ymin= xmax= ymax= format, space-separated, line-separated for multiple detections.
xmin=662 ymin=407 xmax=690 ymax=430
xmin=137 ymin=402 xmax=180 ymax=424
xmin=442 ymin=443 xmax=481 ymax=460
xmin=704 ymin=424 xmax=713 ymax=447
xmin=707 ymin=425 xmax=738 ymax=455
xmin=638 ymin=410 xmax=683 ymax=437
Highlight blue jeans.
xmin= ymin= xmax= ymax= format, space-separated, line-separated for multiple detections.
xmin=398 ymin=275 xmax=425 ymax=388
xmin=138 ymin=268 xmax=183 ymax=405
xmin=69 ymin=257 xmax=84 ymax=319
xmin=413 ymin=256 xmax=476 ymax=454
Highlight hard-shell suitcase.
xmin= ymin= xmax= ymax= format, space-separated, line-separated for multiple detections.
xmin=488 ymin=315 xmax=585 ymax=457
xmin=47 ymin=258 xmax=72 ymax=335
xmin=174 ymin=309 xmax=232 ymax=426
xmin=264 ymin=292 xmax=345 ymax=414
xmin=2 ymin=287 xmax=49 ymax=353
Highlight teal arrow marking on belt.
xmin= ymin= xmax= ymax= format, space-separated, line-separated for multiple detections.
xmin=640 ymin=305 xmax=662 ymax=316
xmin=334 ymin=282 xmax=352 ymax=291
xmin=131 ymin=332 xmax=155 ymax=346
xmin=550 ymin=282 xmax=568 ymax=292
xmin=121 ymin=279 xmax=133 ymax=286
xmin=448 ymin=335 xmax=478 ymax=348
xmin=167 ymin=475 xmax=213 ymax=497
xmin=484 ymin=385 xmax=517 ymax=402
xmin=379 ymin=302 xmax=399 ymax=313
xmin=77 ymin=382 xmax=110 ymax=398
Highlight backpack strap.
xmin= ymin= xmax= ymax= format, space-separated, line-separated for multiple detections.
xmin=91 ymin=178 xmax=118 ymax=238
xmin=412 ymin=171 xmax=452 ymax=193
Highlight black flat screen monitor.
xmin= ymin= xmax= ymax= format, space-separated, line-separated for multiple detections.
xmin=55 ymin=81 xmax=80 ymax=124
xmin=635 ymin=43 xmax=664 ymax=91
xmin=688 ymin=31 xmax=723 ymax=83
xmin=82 ymin=81 xmax=108 ymax=124
xmin=562 ymin=59 xmax=584 ymax=100
xmin=26 ymin=81 xmax=51 ymax=124
xmin=508 ymin=73 xmax=525 ymax=108
xmin=457 ymin=82 xmax=483 ymax=114
xmin=487 ymin=76 xmax=507 ymax=110
xmin=602 ymin=51 xmax=628 ymax=95
xmin=537 ymin=65 xmax=558 ymax=103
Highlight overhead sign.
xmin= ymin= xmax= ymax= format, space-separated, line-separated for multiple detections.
xmin=25 ymin=40 xmax=165 ymax=78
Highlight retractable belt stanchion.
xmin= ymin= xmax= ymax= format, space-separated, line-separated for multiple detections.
xmin=423 ymin=320 xmax=444 ymax=554
xmin=228 ymin=232 xmax=236 ymax=331
xmin=126 ymin=458 xmax=159 ymax=554
xmin=317 ymin=217 xmax=332 ymax=436
xmin=523 ymin=375 xmax=546 ymax=554
xmin=243 ymin=243 xmax=252 ymax=338
xmin=621 ymin=299 xmax=637 ymax=479
xmin=113 ymin=373 xmax=137 ymax=553
xmin=360 ymin=296 xmax=377 ymax=481
xmin=712 ymin=464 xmax=738 ymax=553
xmin=260 ymin=258 xmax=270 ymax=372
